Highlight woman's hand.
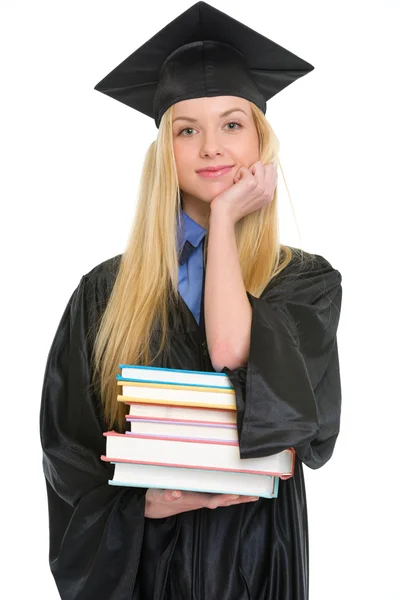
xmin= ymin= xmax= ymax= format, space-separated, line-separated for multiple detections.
xmin=145 ymin=488 xmax=259 ymax=519
xmin=210 ymin=161 xmax=277 ymax=225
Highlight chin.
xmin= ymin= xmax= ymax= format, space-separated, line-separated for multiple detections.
xmin=198 ymin=180 xmax=232 ymax=195
xmin=181 ymin=180 xmax=233 ymax=205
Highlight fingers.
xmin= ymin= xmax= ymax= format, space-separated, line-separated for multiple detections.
xmin=237 ymin=161 xmax=276 ymax=184
xmin=162 ymin=489 xmax=259 ymax=509
xmin=163 ymin=490 xmax=227 ymax=504
xmin=207 ymin=494 xmax=259 ymax=509
xmin=249 ymin=161 xmax=264 ymax=176
xmin=248 ymin=160 xmax=276 ymax=174
xmin=253 ymin=162 xmax=278 ymax=203
xmin=163 ymin=489 xmax=182 ymax=501
xmin=223 ymin=496 xmax=259 ymax=508
xmin=233 ymin=165 xmax=248 ymax=183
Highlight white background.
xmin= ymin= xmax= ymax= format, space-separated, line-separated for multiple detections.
xmin=2 ymin=1 xmax=399 ymax=598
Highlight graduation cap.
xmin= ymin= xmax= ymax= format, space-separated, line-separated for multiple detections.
xmin=94 ymin=1 xmax=314 ymax=128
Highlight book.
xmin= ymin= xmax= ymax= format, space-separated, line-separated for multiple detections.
xmin=101 ymin=364 xmax=295 ymax=498
xmin=125 ymin=401 xmax=237 ymax=425
xmin=127 ymin=416 xmax=239 ymax=442
xmin=117 ymin=364 xmax=236 ymax=410
xmin=102 ymin=431 xmax=295 ymax=477
xmin=119 ymin=364 xmax=232 ymax=387
xmin=109 ymin=461 xmax=280 ymax=499
xmin=117 ymin=376 xmax=236 ymax=410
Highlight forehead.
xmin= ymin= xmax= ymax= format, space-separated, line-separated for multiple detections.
xmin=172 ymin=96 xmax=251 ymax=120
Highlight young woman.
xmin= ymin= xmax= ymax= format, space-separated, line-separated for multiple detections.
xmin=40 ymin=3 xmax=342 ymax=599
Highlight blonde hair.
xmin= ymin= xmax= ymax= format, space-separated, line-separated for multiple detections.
xmin=92 ymin=101 xmax=312 ymax=431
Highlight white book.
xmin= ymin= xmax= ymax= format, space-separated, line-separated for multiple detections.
xmin=127 ymin=417 xmax=238 ymax=442
xmin=127 ymin=402 xmax=237 ymax=425
xmin=109 ymin=461 xmax=280 ymax=499
xmin=103 ymin=432 xmax=295 ymax=477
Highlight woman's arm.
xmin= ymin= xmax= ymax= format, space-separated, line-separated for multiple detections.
xmin=204 ymin=207 xmax=252 ymax=371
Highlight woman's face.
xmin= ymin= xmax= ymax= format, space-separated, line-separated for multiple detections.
xmin=172 ymin=96 xmax=260 ymax=225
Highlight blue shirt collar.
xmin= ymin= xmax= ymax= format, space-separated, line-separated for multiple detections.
xmin=176 ymin=206 xmax=207 ymax=252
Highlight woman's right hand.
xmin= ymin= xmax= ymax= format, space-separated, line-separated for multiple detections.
xmin=144 ymin=488 xmax=259 ymax=518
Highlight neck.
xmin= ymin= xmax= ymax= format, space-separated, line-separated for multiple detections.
xmin=181 ymin=194 xmax=211 ymax=230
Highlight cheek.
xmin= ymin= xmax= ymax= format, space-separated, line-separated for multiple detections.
xmin=174 ymin=142 xmax=187 ymax=164
xmin=173 ymin=144 xmax=195 ymax=180
xmin=232 ymin=136 xmax=259 ymax=164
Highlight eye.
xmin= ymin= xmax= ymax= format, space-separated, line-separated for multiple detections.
xmin=225 ymin=121 xmax=242 ymax=131
xmin=178 ymin=127 xmax=197 ymax=137
xmin=178 ymin=121 xmax=243 ymax=137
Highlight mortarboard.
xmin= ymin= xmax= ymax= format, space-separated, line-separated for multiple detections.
xmin=94 ymin=1 xmax=314 ymax=128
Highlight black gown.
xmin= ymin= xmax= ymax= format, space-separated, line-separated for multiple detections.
xmin=39 ymin=248 xmax=342 ymax=600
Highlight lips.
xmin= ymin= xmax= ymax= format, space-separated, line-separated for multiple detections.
xmin=197 ymin=164 xmax=234 ymax=172
xmin=197 ymin=166 xmax=233 ymax=178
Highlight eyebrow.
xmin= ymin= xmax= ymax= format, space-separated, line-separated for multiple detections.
xmin=172 ymin=107 xmax=248 ymax=124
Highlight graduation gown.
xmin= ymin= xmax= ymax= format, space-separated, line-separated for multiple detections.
xmin=40 ymin=248 xmax=342 ymax=600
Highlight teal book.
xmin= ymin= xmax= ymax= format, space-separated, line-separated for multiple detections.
xmin=108 ymin=461 xmax=280 ymax=499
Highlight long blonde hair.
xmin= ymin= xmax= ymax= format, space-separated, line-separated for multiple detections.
xmin=92 ymin=102 xmax=311 ymax=431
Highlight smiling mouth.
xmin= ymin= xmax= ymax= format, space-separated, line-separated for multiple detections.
xmin=197 ymin=166 xmax=233 ymax=178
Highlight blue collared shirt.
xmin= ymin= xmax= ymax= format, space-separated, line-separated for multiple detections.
xmin=176 ymin=208 xmax=207 ymax=325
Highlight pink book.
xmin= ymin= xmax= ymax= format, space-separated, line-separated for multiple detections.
xmin=125 ymin=401 xmax=237 ymax=424
xmin=126 ymin=415 xmax=238 ymax=442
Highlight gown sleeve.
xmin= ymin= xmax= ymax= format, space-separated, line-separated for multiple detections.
xmin=39 ymin=274 xmax=147 ymax=600
xmin=222 ymin=253 xmax=343 ymax=470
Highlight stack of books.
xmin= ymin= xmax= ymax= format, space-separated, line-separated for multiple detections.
xmin=100 ymin=364 xmax=295 ymax=499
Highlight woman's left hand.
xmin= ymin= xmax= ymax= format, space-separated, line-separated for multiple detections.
xmin=210 ymin=161 xmax=277 ymax=225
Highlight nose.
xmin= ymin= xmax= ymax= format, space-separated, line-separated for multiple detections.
xmin=199 ymin=131 xmax=224 ymax=158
